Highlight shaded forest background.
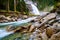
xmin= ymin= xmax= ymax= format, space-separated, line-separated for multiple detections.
xmin=0 ymin=0 xmax=60 ymax=13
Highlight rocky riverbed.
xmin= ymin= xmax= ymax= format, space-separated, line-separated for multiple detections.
xmin=0 ymin=11 xmax=60 ymax=40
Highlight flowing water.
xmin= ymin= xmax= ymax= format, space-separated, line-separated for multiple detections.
xmin=24 ymin=0 xmax=49 ymax=16
xmin=0 ymin=17 xmax=37 ymax=27
xmin=0 ymin=29 xmax=14 ymax=39
xmin=0 ymin=17 xmax=37 ymax=39
xmin=0 ymin=0 xmax=49 ymax=39
xmin=24 ymin=0 xmax=40 ymax=15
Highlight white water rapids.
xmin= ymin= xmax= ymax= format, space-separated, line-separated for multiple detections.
xmin=0 ymin=17 xmax=37 ymax=26
xmin=0 ymin=29 xmax=14 ymax=39
xmin=0 ymin=17 xmax=37 ymax=39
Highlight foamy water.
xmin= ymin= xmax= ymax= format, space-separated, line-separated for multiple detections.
xmin=0 ymin=17 xmax=37 ymax=39
xmin=0 ymin=29 xmax=14 ymax=38
xmin=0 ymin=17 xmax=37 ymax=26
xmin=24 ymin=0 xmax=49 ymax=16
xmin=24 ymin=0 xmax=40 ymax=15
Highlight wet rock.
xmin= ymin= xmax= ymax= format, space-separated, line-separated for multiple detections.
xmin=49 ymin=32 xmax=60 ymax=40
xmin=0 ymin=15 xmax=6 ymax=18
xmin=39 ymin=25 xmax=47 ymax=33
xmin=0 ymin=15 xmax=7 ymax=20
xmin=23 ymin=15 xmax=28 ymax=19
xmin=30 ymin=20 xmax=35 ymax=23
xmin=29 ymin=28 xmax=42 ymax=40
xmin=11 ymin=17 xmax=17 ymax=21
xmin=56 ymin=15 xmax=60 ymax=20
xmin=3 ymin=20 xmax=8 ymax=23
xmin=21 ymin=29 xmax=28 ymax=33
xmin=41 ymin=31 xmax=48 ymax=40
xmin=13 ymin=27 xmax=22 ymax=32
xmin=51 ymin=22 xmax=60 ymax=30
xmin=43 ymin=13 xmax=56 ymax=20
xmin=6 ymin=25 xmax=16 ymax=32
xmin=0 ymin=20 xmax=8 ymax=23
xmin=32 ymin=16 xmax=41 ymax=22
xmin=0 ymin=15 xmax=18 ymax=22
xmin=46 ymin=27 xmax=56 ymax=38
xmin=29 ymin=25 xmax=35 ymax=32
xmin=48 ymin=19 xmax=55 ymax=24
xmin=30 ymin=18 xmax=40 ymax=23
xmin=17 ymin=18 xmax=22 ymax=21
xmin=33 ymin=22 xmax=40 ymax=27
xmin=6 ymin=17 xmax=11 ymax=21
xmin=37 ymin=13 xmax=56 ymax=28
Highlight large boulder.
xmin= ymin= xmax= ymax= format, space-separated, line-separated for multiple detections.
xmin=49 ymin=32 xmax=60 ymax=40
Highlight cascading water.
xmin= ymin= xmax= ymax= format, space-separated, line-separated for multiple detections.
xmin=24 ymin=0 xmax=40 ymax=15
xmin=0 ymin=12 xmax=37 ymax=40
xmin=0 ymin=17 xmax=37 ymax=39
xmin=31 ymin=4 xmax=40 ymax=15
xmin=0 ymin=0 xmax=38 ymax=38
xmin=0 ymin=17 xmax=37 ymax=26
xmin=0 ymin=0 xmax=49 ymax=39
xmin=24 ymin=0 xmax=49 ymax=16
xmin=0 ymin=29 xmax=14 ymax=39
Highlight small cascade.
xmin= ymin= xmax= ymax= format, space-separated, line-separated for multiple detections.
xmin=24 ymin=0 xmax=40 ymax=15
xmin=24 ymin=0 xmax=49 ymax=16
xmin=0 ymin=29 xmax=14 ymax=38
xmin=30 ymin=4 xmax=40 ymax=15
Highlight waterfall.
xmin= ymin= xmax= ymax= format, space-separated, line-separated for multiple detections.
xmin=0 ymin=29 xmax=14 ymax=39
xmin=0 ymin=0 xmax=50 ymax=39
xmin=24 ymin=0 xmax=49 ymax=16
xmin=24 ymin=0 xmax=40 ymax=15
xmin=30 ymin=4 xmax=40 ymax=15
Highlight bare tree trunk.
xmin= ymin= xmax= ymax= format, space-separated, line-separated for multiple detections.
xmin=14 ymin=0 xmax=16 ymax=12
xmin=7 ymin=0 xmax=9 ymax=12
xmin=6 ymin=0 xmax=9 ymax=12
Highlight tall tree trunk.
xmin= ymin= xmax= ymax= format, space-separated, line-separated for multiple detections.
xmin=7 ymin=0 xmax=9 ymax=12
xmin=6 ymin=0 xmax=9 ymax=12
xmin=14 ymin=0 xmax=16 ymax=12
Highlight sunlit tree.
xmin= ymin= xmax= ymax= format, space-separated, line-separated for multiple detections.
xmin=14 ymin=0 xmax=16 ymax=12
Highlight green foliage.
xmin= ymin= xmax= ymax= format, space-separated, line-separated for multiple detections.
xmin=36 ymin=0 xmax=55 ymax=10
xmin=0 ymin=0 xmax=7 ymax=10
xmin=0 ymin=0 xmax=29 ymax=12
xmin=16 ymin=0 xmax=29 ymax=13
xmin=9 ymin=0 xmax=14 ymax=11
xmin=0 ymin=0 xmax=60 ymax=12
